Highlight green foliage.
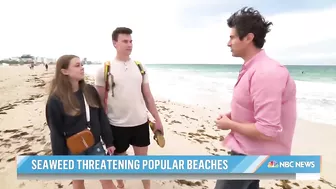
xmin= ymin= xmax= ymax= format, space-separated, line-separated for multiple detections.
xmin=0 ymin=59 xmax=21 ymax=64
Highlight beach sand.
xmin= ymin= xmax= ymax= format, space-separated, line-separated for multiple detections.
xmin=0 ymin=65 xmax=335 ymax=189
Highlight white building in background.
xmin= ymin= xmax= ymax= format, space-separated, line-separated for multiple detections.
xmin=9 ymin=57 xmax=21 ymax=61
xmin=35 ymin=57 xmax=43 ymax=63
xmin=4 ymin=56 xmax=33 ymax=63
xmin=45 ymin=58 xmax=56 ymax=64
xmin=22 ymin=58 xmax=34 ymax=63
xmin=1 ymin=56 xmax=56 ymax=64
xmin=34 ymin=57 xmax=56 ymax=64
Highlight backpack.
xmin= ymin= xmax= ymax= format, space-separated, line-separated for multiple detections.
xmin=102 ymin=60 xmax=146 ymax=110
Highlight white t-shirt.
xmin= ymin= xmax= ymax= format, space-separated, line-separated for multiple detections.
xmin=94 ymin=59 xmax=149 ymax=127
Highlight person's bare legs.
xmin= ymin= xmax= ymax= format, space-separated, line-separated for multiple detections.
xmin=133 ymin=145 xmax=150 ymax=189
xmin=115 ymin=152 xmax=127 ymax=188
xmin=100 ymin=180 xmax=117 ymax=189
xmin=72 ymin=180 xmax=85 ymax=189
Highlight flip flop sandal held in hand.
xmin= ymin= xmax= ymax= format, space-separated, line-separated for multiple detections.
xmin=153 ymin=131 xmax=165 ymax=148
xmin=149 ymin=121 xmax=165 ymax=147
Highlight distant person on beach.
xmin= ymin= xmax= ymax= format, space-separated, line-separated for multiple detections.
xmin=95 ymin=27 xmax=164 ymax=189
xmin=29 ymin=62 xmax=34 ymax=69
xmin=45 ymin=55 xmax=118 ymax=189
xmin=215 ymin=7 xmax=297 ymax=189
xmin=45 ymin=63 xmax=48 ymax=71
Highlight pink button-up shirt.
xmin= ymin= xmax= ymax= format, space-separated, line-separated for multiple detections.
xmin=223 ymin=50 xmax=297 ymax=155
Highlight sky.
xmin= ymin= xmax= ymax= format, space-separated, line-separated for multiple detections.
xmin=0 ymin=0 xmax=336 ymax=65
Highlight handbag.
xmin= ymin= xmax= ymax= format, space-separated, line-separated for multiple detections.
xmin=66 ymin=94 xmax=95 ymax=155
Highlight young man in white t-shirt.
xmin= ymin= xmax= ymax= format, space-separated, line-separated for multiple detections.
xmin=94 ymin=27 xmax=164 ymax=189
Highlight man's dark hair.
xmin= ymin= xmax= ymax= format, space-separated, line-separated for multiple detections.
xmin=227 ymin=7 xmax=273 ymax=48
xmin=112 ymin=27 xmax=132 ymax=41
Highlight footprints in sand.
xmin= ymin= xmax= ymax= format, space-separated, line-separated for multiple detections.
xmin=319 ymin=178 xmax=336 ymax=189
xmin=0 ymin=123 xmax=52 ymax=165
xmin=170 ymin=167 xmax=331 ymax=189
xmin=0 ymin=124 xmax=51 ymax=165
xmin=56 ymin=183 xmax=64 ymax=188
xmin=172 ymin=130 xmax=221 ymax=145
xmin=158 ymin=102 xmax=226 ymax=156
xmin=3 ymin=129 xmax=29 ymax=139
xmin=18 ymin=181 xmax=63 ymax=189
xmin=174 ymin=179 xmax=208 ymax=188
xmin=169 ymin=120 xmax=182 ymax=125
xmin=180 ymin=114 xmax=198 ymax=121
xmin=158 ymin=105 xmax=169 ymax=111
xmin=159 ymin=102 xmax=228 ymax=158
xmin=0 ymin=94 xmax=44 ymax=114
xmin=0 ymin=73 xmax=52 ymax=171
xmin=0 ymin=104 xmax=18 ymax=114
xmin=26 ymin=75 xmax=46 ymax=88
xmin=261 ymin=179 xmax=327 ymax=189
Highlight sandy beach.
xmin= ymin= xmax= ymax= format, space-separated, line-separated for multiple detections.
xmin=0 ymin=64 xmax=335 ymax=189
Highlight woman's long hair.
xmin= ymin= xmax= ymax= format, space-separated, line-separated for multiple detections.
xmin=48 ymin=55 xmax=99 ymax=116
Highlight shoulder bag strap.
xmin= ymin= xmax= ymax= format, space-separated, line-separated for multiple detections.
xmin=82 ymin=94 xmax=91 ymax=130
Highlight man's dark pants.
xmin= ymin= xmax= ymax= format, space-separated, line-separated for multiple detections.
xmin=214 ymin=151 xmax=260 ymax=189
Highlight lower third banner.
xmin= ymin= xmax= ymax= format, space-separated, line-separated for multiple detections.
xmin=17 ymin=155 xmax=321 ymax=180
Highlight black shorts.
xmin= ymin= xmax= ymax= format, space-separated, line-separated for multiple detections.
xmin=110 ymin=121 xmax=150 ymax=154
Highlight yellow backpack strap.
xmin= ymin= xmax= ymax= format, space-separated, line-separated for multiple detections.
xmin=103 ymin=61 xmax=110 ymax=91
xmin=134 ymin=61 xmax=146 ymax=75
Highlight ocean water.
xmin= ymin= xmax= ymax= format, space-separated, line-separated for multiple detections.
xmin=84 ymin=64 xmax=336 ymax=126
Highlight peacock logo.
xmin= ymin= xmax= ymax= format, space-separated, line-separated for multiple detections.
xmin=267 ymin=160 xmax=278 ymax=168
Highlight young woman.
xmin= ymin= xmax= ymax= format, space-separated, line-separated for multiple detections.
xmin=46 ymin=55 xmax=117 ymax=189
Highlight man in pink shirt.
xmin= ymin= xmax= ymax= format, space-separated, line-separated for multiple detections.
xmin=214 ymin=7 xmax=297 ymax=189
